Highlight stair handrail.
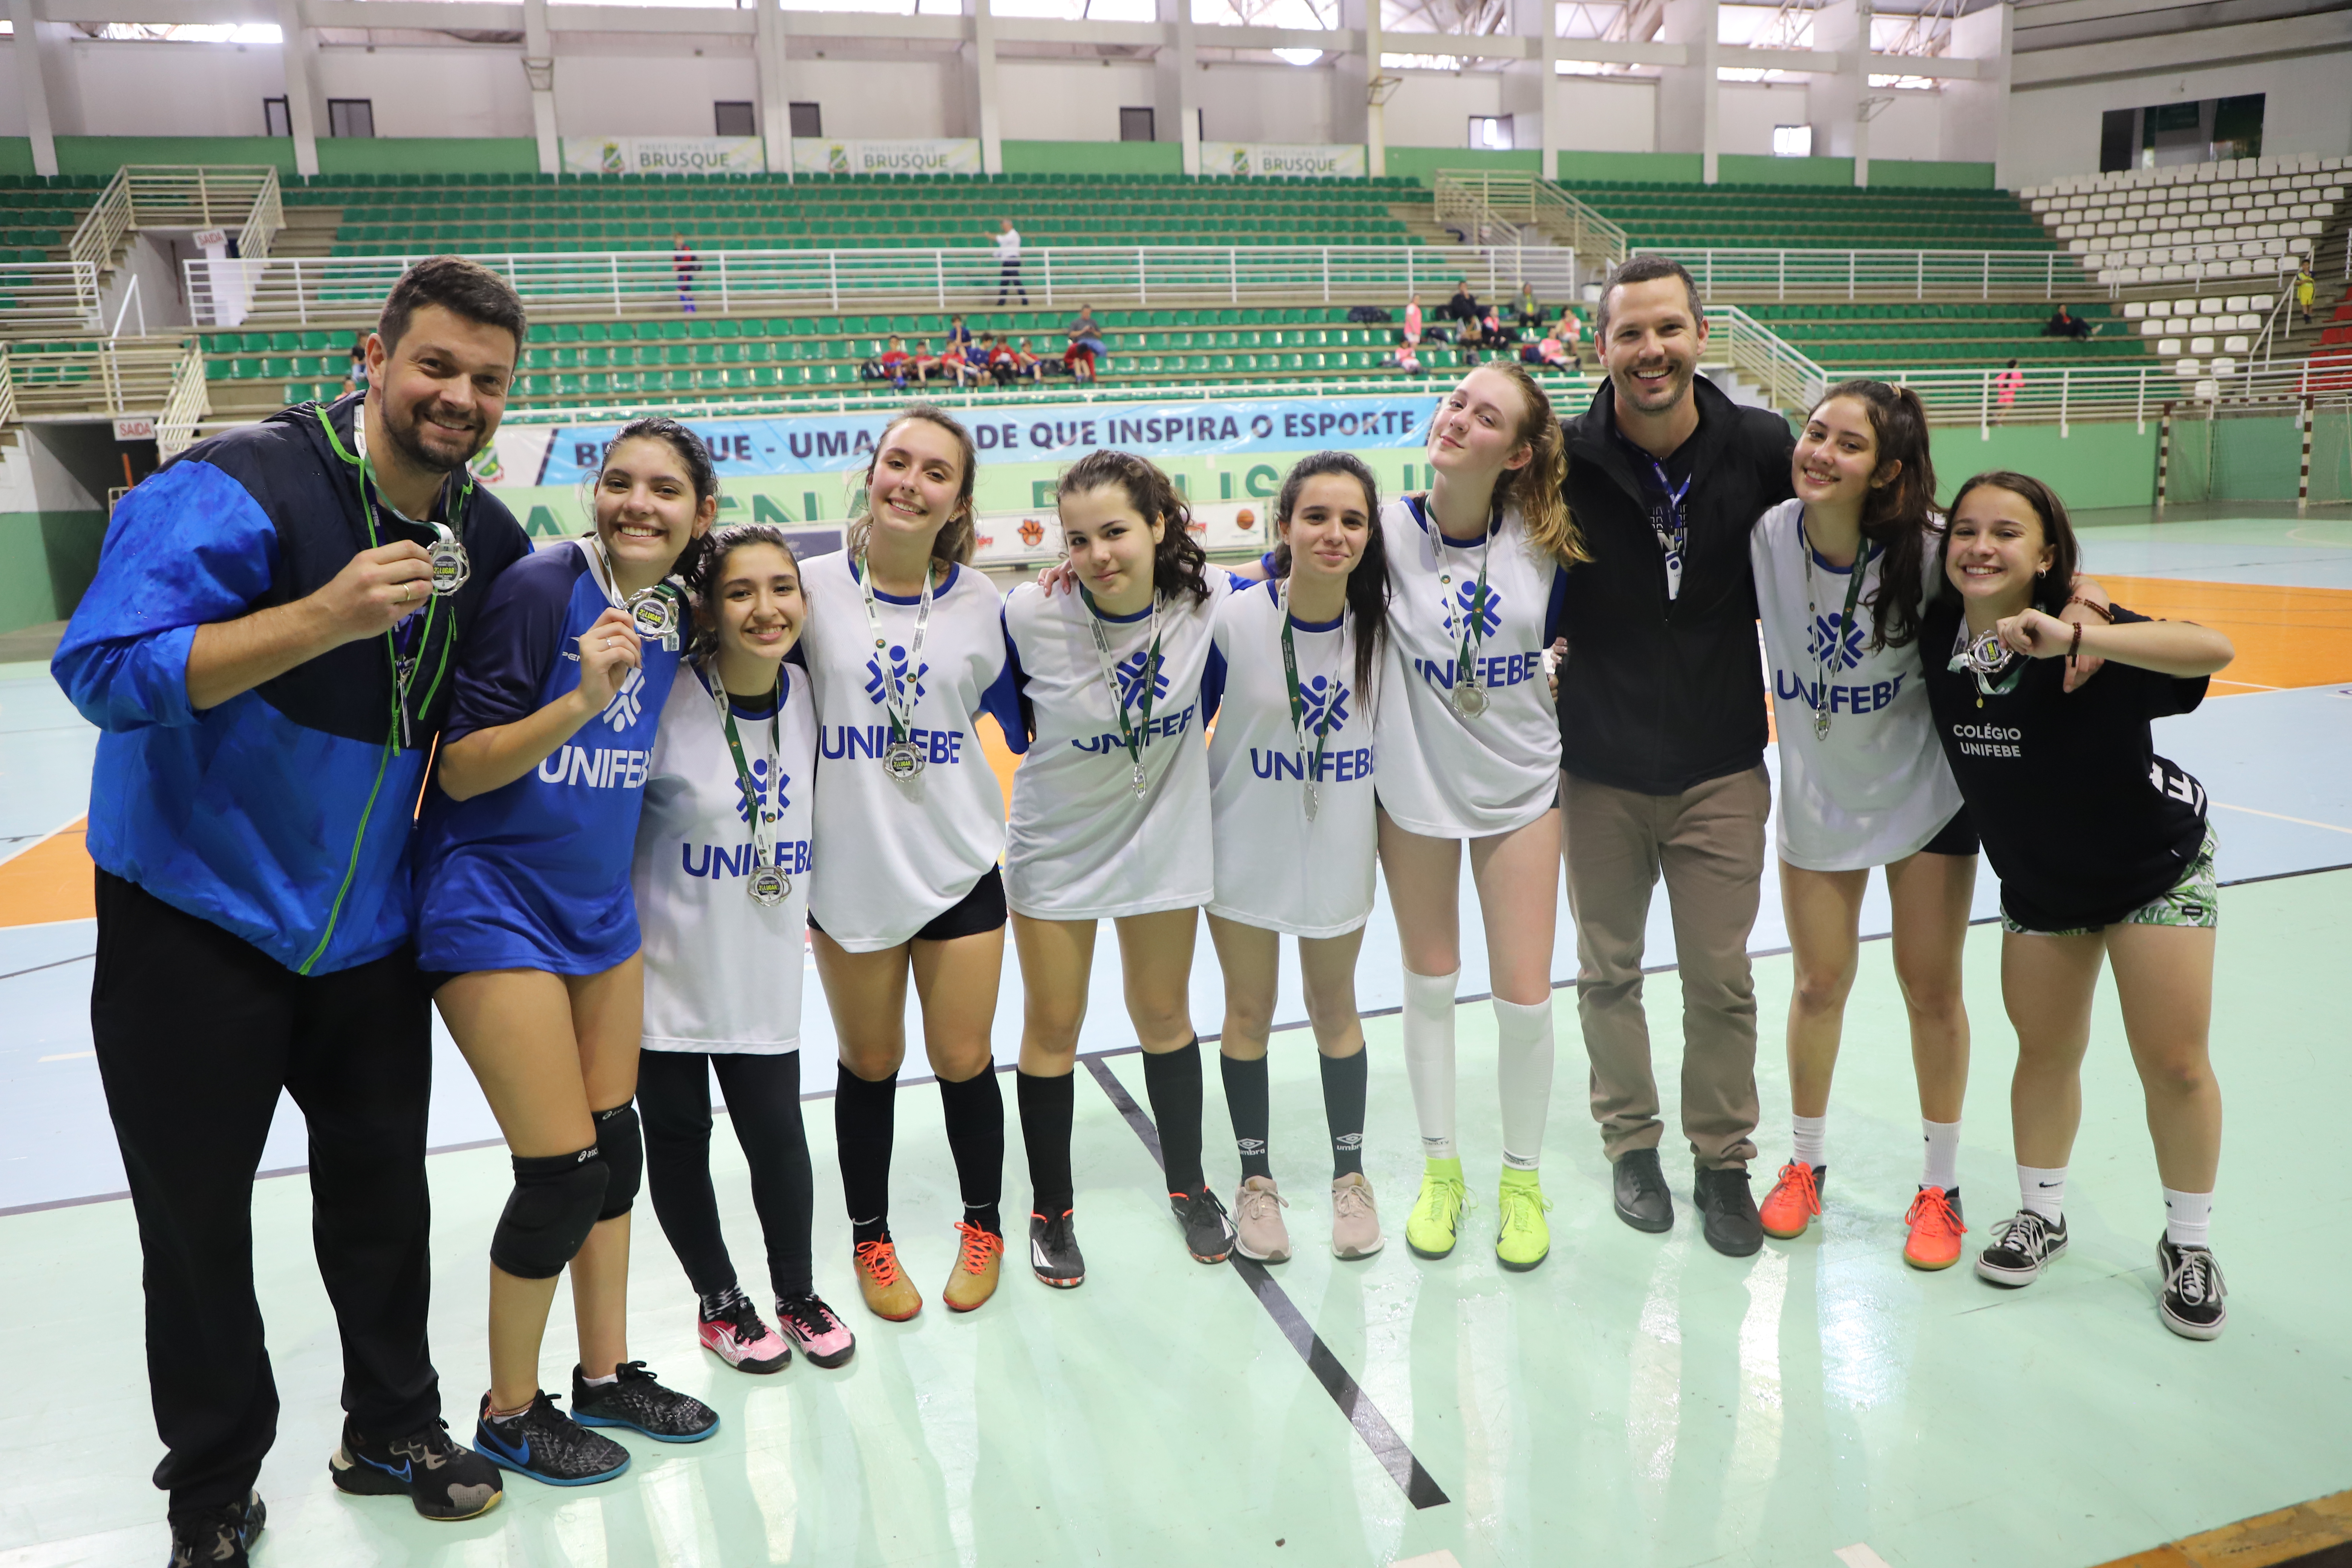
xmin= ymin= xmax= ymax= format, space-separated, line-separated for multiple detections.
xmin=0 ymin=343 xmax=16 ymax=428
xmin=1433 ymin=172 xmax=1628 ymax=270
xmin=69 ymin=166 xmax=135 ymax=277
xmin=1703 ymin=303 xmax=1828 ymax=414
xmin=157 ymin=338 xmax=211 ymax=461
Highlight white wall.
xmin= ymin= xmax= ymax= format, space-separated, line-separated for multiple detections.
xmin=554 ymin=48 xmax=760 ymax=140
xmin=1556 ymin=76 xmax=1657 ymax=153
xmin=1374 ymin=69 xmax=1501 ymax=150
xmin=1194 ymin=61 xmax=1332 ymax=143
xmin=1717 ymin=79 xmax=1808 ymax=158
xmin=771 ymin=55 xmax=963 ymax=139
xmin=2007 ymin=49 xmax=2352 ymax=189
xmin=997 ymin=58 xmax=1157 ymax=142
xmin=60 ymin=39 xmax=288 ymax=137
xmin=315 ymin=47 xmax=535 ymax=139
xmin=1867 ymin=89 xmax=1942 ymax=163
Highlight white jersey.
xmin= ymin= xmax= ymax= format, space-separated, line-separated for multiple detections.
xmin=801 ymin=551 xmax=1023 ymax=952
xmin=1372 ymin=495 xmax=1567 ymax=839
xmin=1205 ymin=578 xmax=1379 ymax=937
xmin=632 ymin=664 xmax=817 ymax=1055
xmin=1751 ymin=498 xmax=1962 ymax=871
xmin=1001 ymin=575 xmax=1230 ymax=920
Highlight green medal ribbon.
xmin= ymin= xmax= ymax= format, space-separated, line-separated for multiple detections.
xmin=1279 ymin=582 xmax=1335 ymax=821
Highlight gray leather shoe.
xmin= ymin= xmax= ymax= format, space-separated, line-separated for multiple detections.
xmin=1612 ymin=1148 xmax=1674 ymax=1234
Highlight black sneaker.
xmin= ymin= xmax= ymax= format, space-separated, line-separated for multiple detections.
xmin=2157 ymin=1236 xmax=2228 ymax=1341
xmin=1693 ymin=1165 xmax=1762 ymax=1257
xmin=472 ymin=1391 xmax=630 ymax=1487
xmin=165 ymin=1492 xmax=264 ymax=1568
xmin=571 ymin=1362 xmax=720 ymax=1444
xmin=1029 ymin=1208 xmax=1086 ymax=1289
xmin=1169 ymin=1183 xmax=1237 ymax=1264
xmin=329 ymin=1414 xmax=503 ymax=1520
xmin=1612 ymin=1147 xmax=1674 ymax=1234
xmin=1975 ymin=1209 xmax=2068 ymax=1287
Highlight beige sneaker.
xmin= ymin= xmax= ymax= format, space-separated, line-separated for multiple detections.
xmin=942 ymin=1222 xmax=1003 ymax=1313
xmin=1233 ymin=1175 xmax=1292 ymax=1263
xmin=1331 ymin=1171 xmax=1385 ymax=1259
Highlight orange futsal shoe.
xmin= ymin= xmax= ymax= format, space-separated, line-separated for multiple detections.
xmin=942 ymin=1221 xmax=1004 ymax=1313
xmin=854 ymin=1239 xmax=923 ymax=1321
xmin=1758 ymin=1161 xmax=1824 ymax=1240
xmin=1902 ymin=1186 xmax=1968 ymax=1271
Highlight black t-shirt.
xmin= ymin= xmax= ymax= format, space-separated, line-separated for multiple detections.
xmin=1919 ymin=599 xmax=2210 ymax=931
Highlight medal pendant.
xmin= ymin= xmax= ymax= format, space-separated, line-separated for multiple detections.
xmin=428 ymin=537 xmax=471 ymax=596
xmin=1453 ymin=683 xmax=1488 ymax=718
xmin=1130 ymin=763 xmax=1148 ymax=798
xmin=748 ymin=864 xmax=790 ymax=907
xmin=1813 ymin=712 xmax=1831 ymax=741
xmin=1303 ymin=786 xmax=1320 ymax=823
xmin=884 ymin=740 xmax=926 ymax=781
xmin=629 ymin=588 xmax=679 ymax=641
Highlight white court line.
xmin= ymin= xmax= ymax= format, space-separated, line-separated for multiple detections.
xmin=1391 ymin=1554 xmax=1463 ymax=1568
xmin=0 ymin=813 xmax=84 ymax=872
xmin=1834 ymin=1547 xmax=1895 ymax=1568
xmin=36 ymin=1051 xmax=92 ymax=1063
xmin=2214 ymin=801 xmax=2352 ymax=836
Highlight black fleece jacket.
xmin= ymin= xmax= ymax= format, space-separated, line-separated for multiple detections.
xmin=1554 ymin=374 xmax=1796 ymax=795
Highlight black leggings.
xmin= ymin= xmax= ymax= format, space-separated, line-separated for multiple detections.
xmin=638 ymin=1050 xmax=815 ymax=1303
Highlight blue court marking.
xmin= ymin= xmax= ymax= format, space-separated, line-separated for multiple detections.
xmin=2073 ymin=516 xmax=2352 ymax=590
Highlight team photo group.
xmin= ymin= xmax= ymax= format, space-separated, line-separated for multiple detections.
xmin=57 ymin=250 xmax=2236 ymax=1565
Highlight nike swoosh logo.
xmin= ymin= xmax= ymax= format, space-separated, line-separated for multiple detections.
xmin=361 ymin=1454 xmax=413 ymax=1484
xmin=2037 ymin=1181 xmax=2061 ymax=1187
xmin=479 ymin=1429 xmax=530 ymax=1468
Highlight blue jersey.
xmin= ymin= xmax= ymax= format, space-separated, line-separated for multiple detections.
xmin=414 ymin=538 xmax=680 ymax=976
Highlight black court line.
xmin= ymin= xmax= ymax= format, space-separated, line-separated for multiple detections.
xmin=1079 ymin=1054 xmax=1450 ymax=1512
xmin=0 ymin=951 xmax=92 ymax=984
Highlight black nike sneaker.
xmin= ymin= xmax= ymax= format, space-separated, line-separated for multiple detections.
xmin=1029 ymin=1208 xmax=1086 ymax=1288
xmin=570 ymin=1362 xmax=720 ymax=1444
xmin=166 ymin=1492 xmax=264 ymax=1568
xmin=472 ymin=1390 xmax=631 ymax=1487
xmin=330 ymin=1414 xmax=504 ymax=1519
xmin=1169 ymin=1183 xmax=1237 ymax=1265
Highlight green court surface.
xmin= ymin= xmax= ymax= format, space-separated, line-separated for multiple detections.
xmin=3 ymin=869 xmax=2348 ymax=1568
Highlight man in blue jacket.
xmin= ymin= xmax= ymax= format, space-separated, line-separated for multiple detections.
xmin=53 ymin=257 xmax=533 ymax=1567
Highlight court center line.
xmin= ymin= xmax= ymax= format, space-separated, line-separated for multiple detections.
xmin=2213 ymin=802 xmax=2352 ymax=836
xmin=1080 ymin=1054 xmax=1452 ymax=1513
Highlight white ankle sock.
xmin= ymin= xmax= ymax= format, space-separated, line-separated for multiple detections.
xmin=1401 ymin=968 xmax=1459 ymax=1161
xmin=1491 ymin=995 xmax=1555 ymax=1171
xmin=1790 ymin=1114 xmax=1827 ymax=1169
xmin=581 ymin=1370 xmax=618 ymax=1388
xmin=1921 ymin=1118 xmax=1962 ymax=1192
xmin=2163 ymin=1187 xmax=2213 ymax=1248
xmin=2018 ymin=1164 xmax=2067 ymax=1223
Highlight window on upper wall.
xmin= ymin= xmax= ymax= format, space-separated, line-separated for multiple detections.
xmin=715 ymin=101 xmax=756 ymax=138
xmin=789 ymin=102 xmax=822 ymax=138
xmin=1772 ymin=124 xmax=1813 ymax=158
xmin=1469 ymin=116 xmax=1511 ymax=151
xmin=263 ymin=96 xmax=290 ymax=138
xmin=1120 ymin=107 xmax=1155 ymax=142
xmin=327 ymin=100 xmax=375 ymax=139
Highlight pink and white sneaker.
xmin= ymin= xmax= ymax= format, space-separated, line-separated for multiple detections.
xmin=774 ymin=1292 xmax=856 ymax=1369
xmin=698 ymin=1297 xmax=791 ymax=1374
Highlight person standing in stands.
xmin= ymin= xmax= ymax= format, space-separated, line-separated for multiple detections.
xmin=1403 ymin=294 xmax=1424 ymax=351
xmin=2295 ymin=262 xmax=2316 ymax=329
xmin=672 ymin=233 xmax=701 ymax=315
xmin=993 ymin=218 xmax=1028 ymax=306
xmin=52 ymin=257 xmax=529 ymax=1568
xmin=1995 ymin=360 xmax=2023 ymax=423
xmin=1556 ymin=255 xmax=1796 ymax=1262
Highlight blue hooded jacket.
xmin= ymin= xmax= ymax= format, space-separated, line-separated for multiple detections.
xmin=52 ymin=394 xmax=531 ymax=975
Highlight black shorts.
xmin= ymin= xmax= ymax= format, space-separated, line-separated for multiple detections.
xmin=807 ymin=866 xmax=1006 ymax=945
xmin=1917 ymin=807 xmax=1979 ymax=859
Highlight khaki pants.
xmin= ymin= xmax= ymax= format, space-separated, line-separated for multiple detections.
xmin=1562 ymin=764 xmax=1769 ymax=1171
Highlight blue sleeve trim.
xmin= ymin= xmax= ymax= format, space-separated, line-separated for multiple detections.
xmin=1543 ymin=563 xmax=1570 ymax=645
xmin=979 ymin=614 xmax=1031 ymax=752
xmin=1201 ymin=640 xmax=1228 ymax=724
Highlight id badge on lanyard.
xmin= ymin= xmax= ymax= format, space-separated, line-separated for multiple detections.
xmin=1647 ymin=459 xmax=1693 ymax=603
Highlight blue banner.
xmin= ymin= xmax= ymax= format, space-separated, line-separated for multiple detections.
xmin=528 ymin=394 xmax=1441 ymax=484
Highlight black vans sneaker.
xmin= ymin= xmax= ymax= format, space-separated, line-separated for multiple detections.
xmin=1169 ymin=1184 xmax=1237 ymax=1264
xmin=330 ymin=1414 xmax=503 ymax=1519
xmin=473 ymin=1391 xmax=630 ymax=1487
xmin=571 ymin=1362 xmax=720 ymax=1444
xmin=2157 ymin=1237 xmax=2228 ymax=1341
xmin=166 ymin=1492 xmax=264 ymax=1568
xmin=1029 ymin=1208 xmax=1086 ymax=1288
xmin=1975 ymin=1209 xmax=2068 ymax=1286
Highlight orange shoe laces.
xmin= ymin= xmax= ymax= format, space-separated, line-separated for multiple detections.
xmin=953 ymin=1220 xmax=1003 ymax=1275
xmin=1904 ymin=1186 xmax=1967 ymax=1238
xmin=1770 ymin=1161 xmax=1822 ymax=1219
xmin=854 ymin=1239 xmax=905 ymax=1288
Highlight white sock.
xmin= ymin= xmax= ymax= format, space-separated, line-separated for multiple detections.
xmin=1401 ymin=968 xmax=1460 ymax=1161
xmin=2163 ymin=1187 xmax=2213 ymax=1249
xmin=582 ymin=1370 xmax=619 ymax=1387
xmin=1790 ymin=1114 xmax=1827 ymax=1170
xmin=1491 ymin=995 xmax=1555 ymax=1171
xmin=2018 ymin=1164 xmax=2067 ymax=1223
xmin=1921 ymin=1118 xmax=1962 ymax=1192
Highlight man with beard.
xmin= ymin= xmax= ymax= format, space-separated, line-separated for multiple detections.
xmin=1553 ymin=255 xmax=1795 ymax=1261
xmin=53 ymin=257 xmax=532 ymax=1568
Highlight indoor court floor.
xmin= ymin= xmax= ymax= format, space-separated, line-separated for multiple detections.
xmin=2 ymin=506 xmax=2349 ymax=1568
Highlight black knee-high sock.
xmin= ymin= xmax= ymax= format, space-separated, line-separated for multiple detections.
xmin=1219 ymin=1052 xmax=1272 ymax=1181
xmin=1017 ymin=1069 xmax=1076 ymax=1219
xmin=1143 ymin=1039 xmax=1207 ymax=1194
xmin=835 ymin=1064 xmax=896 ymax=1246
xmin=1320 ymin=1047 xmax=1369 ymax=1179
xmin=937 ymin=1067 xmax=1005 ymax=1237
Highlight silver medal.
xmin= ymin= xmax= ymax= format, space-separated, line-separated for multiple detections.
xmin=747 ymin=863 xmax=790 ymax=907
xmin=884 ymin=740 xmax=927 ymax=781
xmin=1452 ymin=683 xmax=1488 ymax=718
xmin=1813 ymin=712 xmax=1831 ymax=741
xmin=1130 ymin=763 xmax=1148 ymax=798
xmin=428 ymin=534 xmax=470 ymax=596
xmin=629 ymin=587 xmax=680 ymax=642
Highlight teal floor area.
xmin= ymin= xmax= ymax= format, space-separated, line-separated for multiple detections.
xmin=4 ymin=868 xmax=2348 ymax=1568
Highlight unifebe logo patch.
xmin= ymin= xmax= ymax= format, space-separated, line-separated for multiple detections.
xmin=1113 ymin=649 xmax=1170 ymax=712
xmin=1441 ymin=580 xmax=1503 ymax=640
xmin=864 ymin=645 xmax=929 ymax=708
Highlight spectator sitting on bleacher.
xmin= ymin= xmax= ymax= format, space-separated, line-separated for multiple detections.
xmin=1555 ymin=304 xmax=1583 ymax=362
xmin=1513 ymin=283 xmax=1545 ymax=334
xmin=956 ymin=335 xmax=991 ymax=389
xmin=1482 ymin=308 xmax=1518 ymax=349
xmin=947 ymin=314 xmax=974 ymax=353
xmin=986 ymin=335 xmax=1019 ymax=386
xmin=341 ymin=332 xmax=369 ymax=396
xmin=879 ymin=335 xmax=913 ymax=388
xmin=1524 ymin=330 xmax=1571 ymax=370
xmin=1011 ymin=337 xmax=1044 ymax=381
xmin=1065 ymin=305 xmax=1106 ymax=383
xmin=1446 ymin=279 xmax=1482 ymax=335
xmin=2042 ymin=304 xmax=2093 ymax=340
xmin=1384 ymin=343 xmax=1424 ymax=375
xmin=1455 ymin=314 xmax=1486 ymax=367
xmin=911 ymin=338 xmax=945 ymax=385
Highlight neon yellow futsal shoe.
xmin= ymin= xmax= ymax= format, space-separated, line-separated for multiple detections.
xmin=1495 ymin=1167 xmax=1553 ymax=1272
xmin=1404 ymin=1158 xmax=1469 ymax=1259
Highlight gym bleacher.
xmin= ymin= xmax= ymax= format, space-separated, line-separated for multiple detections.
xmin=2021 ymin=154 xmax=2345 ymax=289
xmin=0 ymin=176 xmax=102 ymax=262
xmin=1742 ymin=302 xmax=2142 ymax=372
xmin=1575 ymin=181 xmax=2058 ymax=253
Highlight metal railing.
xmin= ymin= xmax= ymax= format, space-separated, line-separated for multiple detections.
xmin=0 ymin=345 xmax=17 ymax=428
xmin=69 ymin=169 xmax=134 ymax=278
xmin=1433 ymin=172 xmax=1629 ymax=270
xmin=0 ymin=262 xmax=106 ymax=332
xmin=1704 ymin=305 xmax=1829 ymax=413
xmin=1883 ymin=359 xmax=2350 ymax=437
xmin=156 ymin=341 xmax=211 ymax=460
xmin=3 ymin=338 xmax=196 ymax=422
xmin=61 ymin=164 xmax=284 ymax=283
xmin=1675 ymin=248 xmax=2102 ymax=303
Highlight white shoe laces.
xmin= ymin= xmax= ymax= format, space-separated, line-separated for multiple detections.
xmin=2165 ymin=1244 xmax=2226 ymax=1308
xmin=1997 ymin=1210 xmax=2057 ymax=1259
xmin=1332 ymin=1179 xmax=1377 ymax=1223
xmin=1239 ymin=1183 xmax=1288 ymax=1225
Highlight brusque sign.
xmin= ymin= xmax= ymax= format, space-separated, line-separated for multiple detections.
xmin=562 ymin=137 xmax=767 ymax=176
xmin=789 ymin=139 xmax=983 ymax=178
xmin=1200 ymin=142 xmax=1368 ymax=180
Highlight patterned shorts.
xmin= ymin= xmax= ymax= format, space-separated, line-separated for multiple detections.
xmin=2002 ymin=824 xmax=2219 ymax=937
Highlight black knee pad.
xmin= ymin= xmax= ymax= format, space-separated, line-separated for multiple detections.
xmin=490 ymin=1149 xmax=607 ymax=1280
xmin=592 ymin=1101 xmax=642 ymax=1220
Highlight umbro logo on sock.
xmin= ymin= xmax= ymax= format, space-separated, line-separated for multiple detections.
xmin=1237 ymin=1139 xmax=1267 ymax=1156
xmin=1334 ymin=1134 xmax=1364 ymax=1151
